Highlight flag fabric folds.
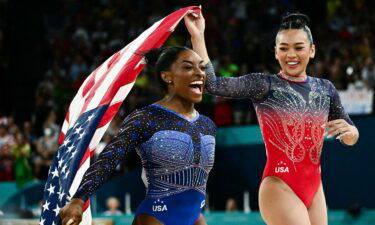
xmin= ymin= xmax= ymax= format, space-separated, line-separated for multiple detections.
xmin=40 ymin=6 xmax=199 ymax=225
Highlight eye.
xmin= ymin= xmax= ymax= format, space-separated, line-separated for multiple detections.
xmin=279 ymin=47 xmax=288 ymax=51
xmin=296 ymin=47 xmax=304 ymax=51
xmin=183 ymin=66 xmax=193 ymax=70
xmin=200 ymin=66 xmax=206 ymax=70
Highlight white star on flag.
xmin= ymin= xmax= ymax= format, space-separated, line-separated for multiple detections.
xmin=74 ymin=126 xmax=83 ymax=134
xmin=42 ymin=201 xmax=50 ymax=212
xmin=53 ymin=204 xmax=61 ymax=217
xmin=47 ymin=184 xmax=55 ymax=196
xmin=58 ymin=189 xmax=65 ymax=201
xmin=67 ymin=145 xmax=75 ymax=153
xmin=51 ymin=168 xmax=59 ymax=179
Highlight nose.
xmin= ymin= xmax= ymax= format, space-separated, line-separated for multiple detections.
xmin=286 ymin=50 xmax=297 ymax=58
xmin=195 ymin=66 xmax=206 ymax=78
xmin=195 ymin=67 xmax=206 ymax=79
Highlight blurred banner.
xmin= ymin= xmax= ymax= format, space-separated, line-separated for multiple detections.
xmin=339 ymin=88 xmax=373 ymax=115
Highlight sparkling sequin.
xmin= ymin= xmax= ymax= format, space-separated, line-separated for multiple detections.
xmin=205 ymin=62 xmax=353 ymax=166
xmin=74 ymin=104 xmax=216 ymax=201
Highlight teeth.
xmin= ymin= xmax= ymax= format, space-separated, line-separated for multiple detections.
xmin=287 ymin=62 xmax=298 ymax=65
xmin=190 ymin=81 xmax=203 ymax=85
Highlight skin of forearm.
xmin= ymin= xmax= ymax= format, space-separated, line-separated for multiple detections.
xmin=191 ymin=35 xmax=210 ymax=64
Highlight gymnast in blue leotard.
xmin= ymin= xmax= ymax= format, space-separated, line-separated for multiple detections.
xmin=59 ymin=46 xmax=216 ymax=225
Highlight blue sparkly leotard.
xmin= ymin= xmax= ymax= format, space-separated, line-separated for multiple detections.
xmin=74 ymin=104 xmax=216 ymax=225
xmin=204 ymin=62 xmax=354 ymax=208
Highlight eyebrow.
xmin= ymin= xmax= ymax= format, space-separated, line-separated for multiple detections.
xmin=182 ymin=60 xmax=205 ymax=65
xmin=279 ymin=42 xmax=306 ymax=46
xmin=182 ymin=60 xmax=193 ymax=64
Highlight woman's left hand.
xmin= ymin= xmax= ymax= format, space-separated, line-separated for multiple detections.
xmin=325 ymin=119 xmax=359 ymax=145
xmin=184 ymin=8 xmax=205 ymax=38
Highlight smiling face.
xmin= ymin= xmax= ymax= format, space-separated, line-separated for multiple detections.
xmin=161 ymin=50 xmax=206 ymax=103
xmin=275 ymin=29 xmax=315 ymax=78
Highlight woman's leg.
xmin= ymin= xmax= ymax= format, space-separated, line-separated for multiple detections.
xmin=132 ymin=214 xmax=164 ymax=225
xmin=308 ymin=184 xmax=328 ymax=225
xmin=195 ymin=214 xmax=208 ymax=225
xmin=259 ymin=176 xmax=311 ymax=225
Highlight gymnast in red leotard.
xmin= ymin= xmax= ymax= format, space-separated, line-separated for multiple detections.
xmin=185 ymin=10 xmax=359 ymax=225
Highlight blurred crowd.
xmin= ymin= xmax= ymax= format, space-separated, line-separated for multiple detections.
xmin=0 ymin=0 xmax=374 ymax=184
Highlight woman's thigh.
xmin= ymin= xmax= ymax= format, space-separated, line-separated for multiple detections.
xmin=308 ymin=184 xmax=328 ymax=225
xmin=195 ymin=214 xmax=208 ymax=225
xmin=132 ymin=214 xmax=164 ymax=225
xmin=259 ymin=176 xmax=311 ymax=225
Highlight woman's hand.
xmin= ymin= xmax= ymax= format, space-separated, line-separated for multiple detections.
xmin=325 ymin=119 xmax=359 ymax=146
xmin=184 ymin=7 xmax=210 ymax=64
xmin=59 ymin=198 xmax=85 ymax=225
xmin=184 ymin=8 xmax=205 ymax=38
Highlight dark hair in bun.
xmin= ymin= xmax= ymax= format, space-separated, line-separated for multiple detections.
xmin=278 ymin=12 xmax=313 ymax=44
xmin=143 ymin=46 xmax=190 ymax=92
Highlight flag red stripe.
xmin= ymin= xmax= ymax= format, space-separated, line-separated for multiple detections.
xmin=107 ymin=51 xmax=122 ymax=70
xmin=82 ymin=69 xmax=98 ymax=98
xmin=83 ymin=199 xmax=90 ymax=211
xmin=58 ymin=132 xmax=65 ymax=146
xmin=79 ymin=147 xmax=91 ymax=168
xmin=78 ymin=58 xmax=117 ymax=116
xmin=97 ymin=102 xmax=123 ymax=128
xmin=97 ymin=6 xmax=196 ymax=107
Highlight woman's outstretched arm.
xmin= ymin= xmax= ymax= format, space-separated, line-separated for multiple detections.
xmin=185 ymin=9 xmax=270 ymax=101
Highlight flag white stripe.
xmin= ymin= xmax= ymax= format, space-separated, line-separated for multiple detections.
xmin=61 ymin=119 xmax=69 ymax=136
xmin=84 ymin=18 xmax=164 ymax=113
xmin=65 ymin=53 xmax=113 ymax=133
xmin=80 ymin=205 xmax=92 ymax=225
xmin=88 ymin=124 xmax=110 ymax=151
xmin=93 ymin=54 xmax=113 ymax=84
xmin=110 ymin=81 xmax=136 ymax=106
xmin=69 ymin=155 xmax=90 ymax=198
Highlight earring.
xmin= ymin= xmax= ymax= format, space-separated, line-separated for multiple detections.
xmin=167 ymin=80 xmax=172 ymax=84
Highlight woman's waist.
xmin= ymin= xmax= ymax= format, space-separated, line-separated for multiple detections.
xmin=263 ymin=156 xmax=322 ymax=181
xmin=145 ymin=166 xmax=210 ymax=188
xmin=141 ymin=189 xmax=206 ymax=212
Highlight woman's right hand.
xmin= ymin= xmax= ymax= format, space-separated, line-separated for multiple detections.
xmin=59 ymin=198 xmax=85 ymax=225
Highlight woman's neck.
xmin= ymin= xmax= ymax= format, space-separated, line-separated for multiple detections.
xmin=279 ymin=71 xmax=307 ymax=82
xmin=156 ymin=95 xmax=196 ymax=119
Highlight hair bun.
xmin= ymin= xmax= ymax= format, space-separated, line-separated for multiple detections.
xmin=143 ymin=47 xmax=168 ymax=65
xmin=281 ymin=12 xmax=310 ymax=27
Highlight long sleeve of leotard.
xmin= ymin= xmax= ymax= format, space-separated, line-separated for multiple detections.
xmin=73 ymin=109 xmax=152 ymax=201
xmin=327 ymin=81 xmax=354 ymax=125
xmin=204 ymin=62 xmax=270 ymax=102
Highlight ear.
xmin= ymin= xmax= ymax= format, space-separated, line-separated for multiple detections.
xmin=161 ymin=71 xmax=173 ymax=84
xmin=310 ymin=44 xmax=316 ymax=59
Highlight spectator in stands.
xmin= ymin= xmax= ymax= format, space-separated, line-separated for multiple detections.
xmin=10 ymin=133 xmax=33 ymax=187
xmin=103 ymin=196 xmax=123 ymax=216
xmin=0 ymin=124 xmax=15 ymax=181
xmin=225 ymin=198 xmax=238 ymax=212
xmin=362 ymin=56 xmax=375 ymax=89
xmin=34 ymin=127 xmax=58 ymax=180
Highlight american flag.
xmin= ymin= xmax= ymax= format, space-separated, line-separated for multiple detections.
xmin=40 ymin=6 xmax=200 ymax=225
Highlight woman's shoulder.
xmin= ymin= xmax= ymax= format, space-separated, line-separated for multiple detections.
xmin=197 ymin=113 xmax=217 ymax=129
xmin=308 ymin=76 xmax=335 ymax=88
xmin=124 ymin=104 xmax=161 ymax=121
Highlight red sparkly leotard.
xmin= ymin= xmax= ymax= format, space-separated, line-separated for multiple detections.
xmin=205 ymin=62 xmax=353 ymax=208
